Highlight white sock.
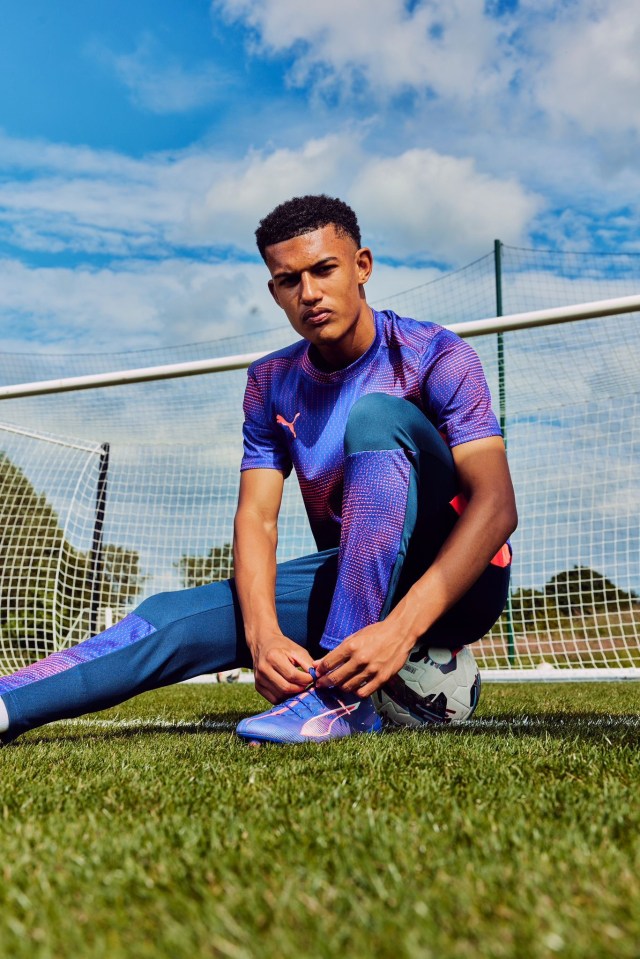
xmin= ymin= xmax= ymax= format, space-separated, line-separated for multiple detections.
xmin=0 ymin=697 xmax=9 ymax=733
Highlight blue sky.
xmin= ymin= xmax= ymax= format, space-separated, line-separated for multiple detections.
xmin=1 ymin=0 xmax=640 ymax=352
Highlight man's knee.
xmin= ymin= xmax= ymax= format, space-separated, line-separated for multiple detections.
xmin=135 ymin=591 xmax=174 ymax=624
xmin=134 ymin=578 xmax=235 ymax=630
xmin=344 ymin=393 xmax=403 ymax=454
xmin=344 ymin=393 xmax=430 ymax=455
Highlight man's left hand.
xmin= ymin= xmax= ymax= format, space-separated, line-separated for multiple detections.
xmin=313 ymin=620 xmax=414 ymax=698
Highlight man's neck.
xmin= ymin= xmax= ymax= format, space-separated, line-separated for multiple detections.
xmin=309 ymin=307 xmax=376 ymax=372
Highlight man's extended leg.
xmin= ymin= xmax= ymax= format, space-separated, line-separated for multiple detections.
xmin=0 ymin=549 xmax=339 ymax=743
xmin=237 ymin=393 xmax=510 ymax=744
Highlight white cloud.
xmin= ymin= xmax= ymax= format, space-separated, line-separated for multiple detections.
xmin=0 ymin=132 xmax=145 ymax=178
xmin=194 ymin=136 xmax=542 ymax=262
xmin=536 ymin=0 xmax=640 ymax=136
xmin=367 ymin=262 xmax=443 ymax=305
xmin=0 ymin=131 xmax=540 ymax=264
xmin=91 ymin=35 xmax=224 ymax=114
xmin=215 ymin=0 xmax=640 ymax=186
xmin=0 ymin=258 xmax=281 ymax=352
xmin=191 ymin=134 xmax=359 ymax=247
xmin=215 ymin=0 xmax=515 ymax=101
xmin=352 ymin=148 xmax=541 ymax=261
xmin=0 ymin=135 xmax=218 ymax=257
xmin=0 ymin=253 xmax=456 ymax=357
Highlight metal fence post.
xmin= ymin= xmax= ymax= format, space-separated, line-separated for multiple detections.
xmin=90 ymin=443 xmax=110 ymax=636
xmin=494 ymin=240 xmax=516 ymax=664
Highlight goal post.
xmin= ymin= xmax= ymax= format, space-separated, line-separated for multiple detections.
xmin=0 ymin=294 xmax=638 ymax=680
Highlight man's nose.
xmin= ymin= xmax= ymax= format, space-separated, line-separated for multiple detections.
xmin=300 ymin=272 xmax=321 ymax=302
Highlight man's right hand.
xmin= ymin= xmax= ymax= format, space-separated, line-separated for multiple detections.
xmin=234 ymin=470 xmax=313 ymax=704
xmin=250 ymin=632 xmax=314 ymax=704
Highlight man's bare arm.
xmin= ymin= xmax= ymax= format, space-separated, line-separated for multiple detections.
xmin=233 ymin=469 xmax=314 ymax=703
xmin=314 ymin=436 xmax=517 ymax=695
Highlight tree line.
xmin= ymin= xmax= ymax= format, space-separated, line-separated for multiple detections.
xmin=509 ymin=566 xmax=639 ymax=631
xmin=0 ymin=451 xmax=234 ymax=652
xmin=0 ymin=453 xmax=143 ymax=651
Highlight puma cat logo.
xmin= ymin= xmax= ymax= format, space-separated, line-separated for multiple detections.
xmin=276 ymin=412 xmax=301 ymax=438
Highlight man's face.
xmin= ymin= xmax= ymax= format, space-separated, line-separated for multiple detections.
xmin=264 ymin=224 xmax=374 ymax=367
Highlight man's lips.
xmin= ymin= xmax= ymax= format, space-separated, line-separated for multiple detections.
xmin=302 ymin=309 xmax=331 ymax=325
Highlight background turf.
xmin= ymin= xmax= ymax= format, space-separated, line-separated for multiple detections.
xmin=1 ymin=682 xmax=639 ymax=959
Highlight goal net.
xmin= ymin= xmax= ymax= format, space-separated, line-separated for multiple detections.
xmin=0 ymin=245 xmax=638 ymax=679
xmin=0 ymin=425 xmax=109 ymax=671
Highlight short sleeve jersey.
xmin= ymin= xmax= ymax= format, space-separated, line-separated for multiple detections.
xmin=241 ymin=309 xmax=501 ymax=551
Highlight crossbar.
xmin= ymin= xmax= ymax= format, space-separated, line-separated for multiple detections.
xmin=1 ymin=292 xmax=639 ymax=401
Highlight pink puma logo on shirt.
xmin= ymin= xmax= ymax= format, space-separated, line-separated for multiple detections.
xmin=276 ymin=412 xmax=301 ymax=438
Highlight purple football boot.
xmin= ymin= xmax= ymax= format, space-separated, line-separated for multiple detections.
xmin=235 ymin=677 xmax=382 ymax=745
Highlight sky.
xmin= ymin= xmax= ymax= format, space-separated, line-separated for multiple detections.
xmin=1 ymin=0 xmax=640 ymax=354
xmin=0 ymin=0 xmax=639 ymax=613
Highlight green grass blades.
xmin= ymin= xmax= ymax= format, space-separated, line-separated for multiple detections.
xmin=1 ymin=683 xmax=640 ymax=959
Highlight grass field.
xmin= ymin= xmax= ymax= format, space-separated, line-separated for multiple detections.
xmin=1 ymin=682 xmax=640 ymax=959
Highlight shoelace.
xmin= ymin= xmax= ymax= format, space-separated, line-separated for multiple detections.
xmin=284 ymin=688 xmax=328 ymax=718
xmin=282 ymin=666 xmax=321 ymax=718
xmin=277 ymin=667 xmax=359 ymax=720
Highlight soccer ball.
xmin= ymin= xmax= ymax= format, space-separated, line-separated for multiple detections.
xmin=372 ymin=646 xmax=481 ymax=727
xmin=216 ymin=668 xmax=242 ymax=684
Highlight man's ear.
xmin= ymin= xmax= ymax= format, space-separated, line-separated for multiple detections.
xmin=268 ymin=279 xmax=281 ymax=307
xmin=356 ymin=247 xmax=373 ymax=286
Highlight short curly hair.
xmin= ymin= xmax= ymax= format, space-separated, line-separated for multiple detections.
xmin=255 ymin=194 xmax=361 ymax=260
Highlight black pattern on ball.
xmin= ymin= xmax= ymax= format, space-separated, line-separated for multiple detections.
xmin=372 ymin=646 xmax=481 ymax=728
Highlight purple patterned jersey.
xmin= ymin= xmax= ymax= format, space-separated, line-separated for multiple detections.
xmin=241 ymin=309 xmax=501 ymax=551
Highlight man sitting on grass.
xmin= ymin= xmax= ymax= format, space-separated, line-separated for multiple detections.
xmin=0 ymin=195 xmax=517 ymax=746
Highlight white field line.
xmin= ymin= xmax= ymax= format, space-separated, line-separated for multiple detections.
xmin=56 ymin=714 xmax=640 ymax=735
xmin=467 ymin=715 xmax=640 ymax=730
xmin=186 ymin=671 xmax=640 ymax=685
xmin=184 ymin=673 xmax=254 ymax=684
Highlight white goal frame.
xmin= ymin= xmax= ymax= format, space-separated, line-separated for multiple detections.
xmin=1 ymin=292 xmax=639 ymax=682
